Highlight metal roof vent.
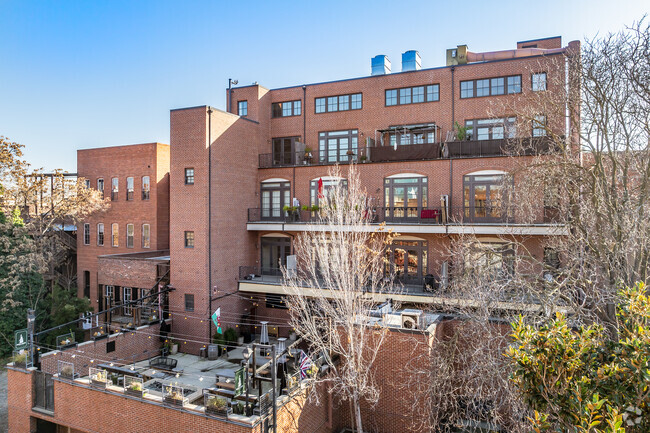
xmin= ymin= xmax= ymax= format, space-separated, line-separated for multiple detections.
xmin=402 ymin=50 xmax=421 ymax=72
xmin=371 ymin=55 xmax=391 ymax=75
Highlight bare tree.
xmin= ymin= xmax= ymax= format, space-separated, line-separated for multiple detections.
xmin=281 ymin=164 xmax=398 ymax=433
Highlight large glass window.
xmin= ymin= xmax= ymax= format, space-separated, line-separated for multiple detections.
xmin=122 ymin=287 xmax=132 ymax=315
xmin=388 ymin=124 xmax=436 ymax=146
xmin=532 ymin=72 xmax=547 ymax=91
xmin=532 ymin=115 xmax=547 ymax=137
xmin=386 ymin=84 xmax=439 ymax=106
xmin=272 ymin=100 xmax=301 ymax=117
xmin=315 ymin=93 xmax=362 ymax=113
xmin=310 ymin=178 xmax=348 ymax=208
xmin=272 ymin=137 xmax=301 ymax=166
xmin=384 ymin=177 xmax=428 ymax=221
xmin=463 ymin=173 xmax=513 ymax=222
xmin=460 ymin=75 xmax=521 ymax=98
xmin=126 ymin=177 xmax=134 ymax=201
xmin=465 ymin=117 xmax=517 ymax=140
xmin=142 ymin=176 xmax=150 ymax=200
xmin=238 ymin=100 xmax=248 ymax=116
xmin=185 ymin=294 xmax=194 ymax=312
xmin=97 ymin=223 xmax=104 ymax=246
xmin=126 ymin=223 xmax=134 ymax=248
xmin=111 ymin=177 xmax=118 ymax=201
xmin=142 ymin=224 xmax=150 ymax=248
xmin=385 ymin=240 xmax=428 ymax=284
xmin=261 ymin=237 xmax=291 ymax=275
xmin=464 ymin=242 xmax=514 ymax=279
xmin=261 ymin=181 xmax=291 ymax=220
xmin=318 ymin=130 xmax=358 ymax=163
xmin=111 ymin=223 xmax=119 ymax=247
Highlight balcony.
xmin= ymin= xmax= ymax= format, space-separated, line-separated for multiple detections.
xmin=258 ymin=138 xmax=556 ymax=168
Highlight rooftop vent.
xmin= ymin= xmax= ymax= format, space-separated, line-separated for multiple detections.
xmin=371 ymin=55 xmax=391 ymax=75
xmin=402 ymin=50 xmax=421 ymax=72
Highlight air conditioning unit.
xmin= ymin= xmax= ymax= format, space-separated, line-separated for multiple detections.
xmin=401 ymin=309 xmax=424 ymax=329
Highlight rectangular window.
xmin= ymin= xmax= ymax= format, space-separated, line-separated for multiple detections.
xmin=507 ymin=76 xmax=521 ymax=94
xmin=315 ymin=93 xmax=362 ymax=113
xmin=533 ymin=115 xmax=547 ymax=137
xmin=532 ymin=72 xmax=547 ymax=91
xmin=184 ymin=294 xmax=194 ymax=312
xmin=460 ymin=75 xmax=521 ymax=98
xmin=97 ymin=178 xmax=104 ymax=198
xmin=83 ymin=271 xmax=90 ymax=298
xmin=142 ymin=176 xmax=150 ymax=200
xmin=315 ymin=97 xmax=326 ymax=113
xmin=126 ymin=177 xmax=134 ymax=201
xmin=84 ymin=179 xmax=90 ymax=189
xmin=126 ymin=223 xmax=134 ymax=248
xmin=111 ymin=223 xmax=118 ymax=247
xmin=272 ymin=100 xmax=302 ymax=118
xmin=185 ymin=168 xmax=194 ymax=185
xmin=318 ymin=130 xmax=358 ymax=163
xmin=387 ymin=84 xmax=439 ymax=105
xmin=465 ymin=117 xmax=517 ymax=141
xmin=97 ymin=223 xmax=104 ymax=246
xmin=83 ymin=223 xmax=90 ymax=245
xmin=111 ymin=177 xmax=118 ymax=201
xmin=184 ymin=231 xmax=194 ymax=248
xmin=142 ymin=224 xmax=150 ymax=248
xmin=385 ymin=89 xmax=397 ymax=106
xmin=238 ymin=100 xmax=248 ymax=116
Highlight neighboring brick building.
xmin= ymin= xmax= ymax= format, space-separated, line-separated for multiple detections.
xmin=76 ymin=142 xmax=170 ymax=317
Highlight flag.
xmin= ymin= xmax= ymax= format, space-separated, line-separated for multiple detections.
xmin=299 ymin=350 xmax=313 ymax=379
xmin=234 ymin=367 xmax=245 ymax=397
xmin=211 ymin=308 xmax=223 ymax=334
xmin=317 ymin=178 xmax=324 ymax=199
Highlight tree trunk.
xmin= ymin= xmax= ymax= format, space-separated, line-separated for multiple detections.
xmin=353 ymin=393 xmax=364 ymax=433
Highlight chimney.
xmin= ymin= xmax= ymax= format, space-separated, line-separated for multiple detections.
xmin=371 ymin=55 xmax=391 ymax=75
xmin=402 ymin=50 xmax=421 ymax=72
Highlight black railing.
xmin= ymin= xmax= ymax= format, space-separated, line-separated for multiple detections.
xmin=259 ymin=149 xmax=368 ymax=169
xmin=239 ymin=266 xmax=284 ymax=282
xmin=247 ymin=206 xmax=540 ymax=225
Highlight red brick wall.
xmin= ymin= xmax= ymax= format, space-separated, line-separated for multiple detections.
xmin=97 ymin=254 xmax=167 ymax=289
xmin=77 ymin=143 xmax=170 ymax=311
xmin=39 ymin=324 xmax=162 ymax=376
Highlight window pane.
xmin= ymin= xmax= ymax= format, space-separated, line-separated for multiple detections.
xmin=507 ymin=76 xmax=521 ymax=94
xmin=315 ymin=98 xmax=326 ymax=113
xmin=351 ymin=93 xmax=362 ymax=109
xmin=427 ymin=84 xmax=439 ymax=101
xmin=142 ymin=224 xmax=150 ymax=248
xmin=385 ymin=89 xmax=397 ymax=106
xmin=476 ymin=79 xmax=490 ymax=97
xmin=327 ymin=96 xmax=338 ymax=112
xmin=293 ymin=100 xmax=301 ymax=115
xmin=412 ymin=86 xmax=424 ymax=103
xmin=282 ymin=102 xmax=292 ymax=117
xmin=491 ymin=78 xmax=504 ymax=95
xmin=399 ymin=88 xmax=411 ymax=105
xmin=460 ymin=81 xmax=473 ymax=98
xmin=532 ymin=73 xmax=547 ymax=91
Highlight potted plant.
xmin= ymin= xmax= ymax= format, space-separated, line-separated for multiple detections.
xmin=90 ymin=369 xmax=108 ymax=388
xmin=125 ymin=380 xmax=147 ymax=397
xmin=205 ymin=395 xmax=231 ymax=417
xmin=454 ymin=121 xmax=470 ymax=141
xmin=224 ymin=328 xmax=238 ymax=351
xmin=164 ymin=384 xmax=186 ymax=407
xmin=59 ymin=364 xmax=74 ymax=379
xmin=92 ymin=330 xmax=108 ymax=341
xmin=282 ymin=205 xmax=299 ymax=221
xmin=304 ymin=146 xmax=313 ymax=164
xmin=13 ymin=352 xmax=27 ymax=368
xmin=121 ymin=322 xmax=136 ymax=332
xmin=360 ymin=155 xmax=367 ymax=163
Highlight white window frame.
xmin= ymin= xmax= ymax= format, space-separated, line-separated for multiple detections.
xmin=97 ymin=223 xmax=104 ymax=246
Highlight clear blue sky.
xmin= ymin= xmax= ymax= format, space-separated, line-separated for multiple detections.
xmin=0 ymin=0 xmax=646 ymax=171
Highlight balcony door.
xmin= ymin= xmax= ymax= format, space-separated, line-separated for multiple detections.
xmin=261 ymin=181 xmax=290 ymax=220
xmin=463 ymin=172 xmax=513 ymax=223
xmin=384 ymin=176 xmax=428 ymax=221
xmin=385 ymin=240 xmax=428 ymax=284
xmin=261 ymin=237 xmax=291 ymax=276
xmin=272 ymin=137 xmax=300 ymax=166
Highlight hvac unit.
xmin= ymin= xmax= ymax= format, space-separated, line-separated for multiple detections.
xmin=401 ymin=309 xmax=424 ymax=330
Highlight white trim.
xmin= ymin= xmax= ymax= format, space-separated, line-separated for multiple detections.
xmin=465 ymin=170 xmax=507 ymax=176
xmin=310 ymin=176 xmax=343 ymax=182
xmin=386 ymin=173 xmax=425 ymax=179
xmin=261 ymin=233 xmax=291 ymax=238
xmin=394 ymin=235 xmax=427 ymax=241
xmin=262 ymin=178 xmax=290 ymax=183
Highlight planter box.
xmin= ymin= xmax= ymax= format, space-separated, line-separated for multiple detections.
xmin=125 ymin=388 xmax=146 ymax=398
xmin=205 ymin=406 xmax=232 ymax=418
xmin=91 ymin=379 xmax=108 ymax=389
xmin=58 ymin=342 xmax=77 ymax=350
xmin=14 ymin=361 xmax=27 ymax=369
xmin=92 ymin=334 xmax=108 ymax=341
xmin=164 ymin=397 xmax=185 ymax=407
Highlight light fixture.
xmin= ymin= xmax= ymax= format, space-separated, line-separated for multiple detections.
xmin=242 ymin=347 xmax=253 ymax=361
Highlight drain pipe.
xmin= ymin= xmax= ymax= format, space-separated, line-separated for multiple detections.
xmin=207 ymin=107 xmax=213 ymax=343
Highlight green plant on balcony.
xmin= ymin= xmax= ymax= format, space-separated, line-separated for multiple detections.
xmin=205 ymin=395 xmax=230 ymax=417
xmin=13 ymin=352 xmax=26 ymax=367
xmin=454 ymin=121 xmax=470 ymax=141
xmin=60 ymin=365 xmax=74 ymax=378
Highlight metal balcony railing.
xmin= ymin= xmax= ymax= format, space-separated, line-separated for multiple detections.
xmin=258 ymin=149 xmax=368 ymax=168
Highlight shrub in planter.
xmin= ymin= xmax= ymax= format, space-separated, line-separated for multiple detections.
xmin=13 ymin=352 xmax=27 ymax=368
xmin=125 ymin=381 xmax=147 ymax=397
xmin=60 ymin=365 xmax=74 ymax=379
xmin=205 ymin=396 xmax=231 ymax=417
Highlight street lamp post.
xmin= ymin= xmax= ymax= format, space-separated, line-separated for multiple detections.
xmin=242 ymin=346 xmax=253 ymax=416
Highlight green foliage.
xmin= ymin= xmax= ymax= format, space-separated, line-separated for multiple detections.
xmin=507 ymin=282 xmax=650 ymax=432
xmin=39 ymin=286 xmax=91 ymax=348
xmin=454 ymin=121 xmax=469 ymax=141
xmin=223 ymin=327 xmax=238 ymax=344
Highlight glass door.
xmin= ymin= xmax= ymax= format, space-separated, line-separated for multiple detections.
xmin=384 ymin=177 xmax=428 ymax=221
xmin=463 ymin=174 xmax=512 ymax=222
xmin=272 ymin=137 xmax=300 ymax=166
xmin=261 ymin=182 xmax=290 ymax=220
xmin=261 ymin=237 xmax=291 ymax=276
xmin=385 ymin=241 xmax=428 ymax=285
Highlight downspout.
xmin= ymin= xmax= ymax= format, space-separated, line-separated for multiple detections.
xmin=449 ymin=66 xmax=455 ymax=218
xmin=207 ymin=107 xmax=213 ymax=343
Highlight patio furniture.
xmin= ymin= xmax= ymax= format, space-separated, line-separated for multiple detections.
xmin=149 ymin=356 xmax=178 ymax=371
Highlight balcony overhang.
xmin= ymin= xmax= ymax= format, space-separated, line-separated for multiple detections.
xmin=246 ymin=222 xmax=568 ymax=236
xmin=238 ymin=280 xmax=571 ymax=314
